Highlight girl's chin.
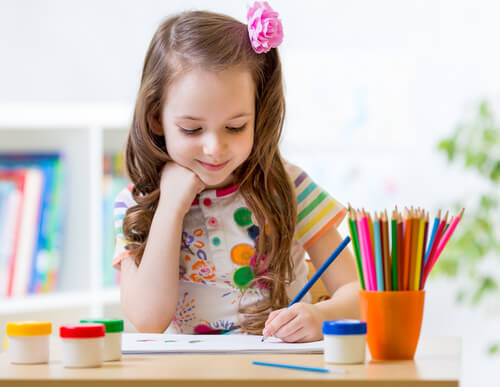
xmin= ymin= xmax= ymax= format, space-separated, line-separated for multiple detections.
xmin=199 ymin=172 xmax=234 ymax=190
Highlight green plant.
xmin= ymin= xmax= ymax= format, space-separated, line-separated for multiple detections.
xmin=435 ymin=100 xmax=500 ymax=355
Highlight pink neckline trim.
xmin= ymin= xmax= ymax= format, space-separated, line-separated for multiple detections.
xmin=190 ymin=184 xmax=239 ymax=206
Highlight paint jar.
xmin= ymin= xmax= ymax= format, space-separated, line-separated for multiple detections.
xmin=6 ymin=321 xmax=52 ymax=364
xmin=322 ymin=319 xmax=367 ymax=364
xmin=80 ymin=319 xmax=124 ymax=361
xmin=59 ymin=323 xmax=105 ymax=368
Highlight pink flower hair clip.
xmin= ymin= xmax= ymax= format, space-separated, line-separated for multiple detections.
xmin=247 ymin=1 xmax=283 ymax=54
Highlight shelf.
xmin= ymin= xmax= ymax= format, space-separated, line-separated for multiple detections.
xmin=0 ymin=103 xmax=133 ymax=129
xmin=0 ymin=288 xmax=120 ymax=315
xmin=0 ymin=104 xmax=127 ymax=319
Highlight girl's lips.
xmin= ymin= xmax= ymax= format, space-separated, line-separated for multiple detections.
xmin=197 ymin=160 xmax=229 ymax=171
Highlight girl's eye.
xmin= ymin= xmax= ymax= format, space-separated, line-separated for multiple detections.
xmin=180 ymin=127 xmax=202 ymax=135
xmin=179 ymin=124 xmax=246 ymax=134
xmin=226 ymin=124 xmax=246 ymax=132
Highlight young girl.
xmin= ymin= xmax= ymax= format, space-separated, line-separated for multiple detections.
xmin=112 ymin=2 xmax=360 ymax=342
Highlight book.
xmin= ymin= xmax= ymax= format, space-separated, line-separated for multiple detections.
xmin=102 ymin=153 xmax=127 ymax=287
xmin=0 ymin=181 xmax=19 ymax=296
xmin=11 ymin=168 xmax=44 ymax=296
xmin=122 ymin=333 xmax=324 ymax=354
xmin=0 ymin=170 xmax=27 ymax=296
xmin=0 ymin=154 xmax=65 ymax=294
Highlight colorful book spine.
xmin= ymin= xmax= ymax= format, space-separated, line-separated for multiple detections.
xmin=0 ymin=153 xmax=65 ymax=295
xmin=102 ymin=153 xmax=127 ymax=287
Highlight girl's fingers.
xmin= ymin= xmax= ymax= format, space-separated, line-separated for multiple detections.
xmin=265 ymin=308 xmax=298 ymax=338
xmin=264 ymin=308 xmax=283 ymax=328
xmin=282 ymin=327 xmax=307 ymax=343
xmin=273 ymin=316 xmax=303 ymax=341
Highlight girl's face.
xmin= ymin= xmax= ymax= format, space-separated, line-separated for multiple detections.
xmin=162 ymin=67 xmax=255 ymax=189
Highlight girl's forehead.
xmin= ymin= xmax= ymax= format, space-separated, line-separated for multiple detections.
xmin=165 ymin=67 xmax=255 ymax=114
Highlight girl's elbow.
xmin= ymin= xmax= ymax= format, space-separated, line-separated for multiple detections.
xmin=130 ymin=315 xmax=172 ymax=333
xmin=121 ymin=301 xmax=174 ymax=333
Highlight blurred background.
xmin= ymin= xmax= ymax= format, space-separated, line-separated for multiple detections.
xmin=0 ymin=0 xmax=499 ymax=385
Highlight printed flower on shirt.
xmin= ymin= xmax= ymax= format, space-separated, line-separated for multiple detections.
xmin=189 ymin=258 xmax=216 ymax=284
xmin=171 ymin=291 xmax=196 ymax=333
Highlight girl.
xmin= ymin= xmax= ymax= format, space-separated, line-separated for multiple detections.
xmin=113 ymin=2 xmax=360 ymax=342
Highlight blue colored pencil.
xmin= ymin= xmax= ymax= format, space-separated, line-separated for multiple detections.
xmin=288 ymin=235 xmax=351 ymax=306
xmin=373 ymin=214 xmax=384 ymax=291
xmin=252 ymin=361 xmax=331 ymax=373
xmin=424 ymin=210 xmax=440 ymax=266
xmin=261 ymin=235 xmax=351 ymax=342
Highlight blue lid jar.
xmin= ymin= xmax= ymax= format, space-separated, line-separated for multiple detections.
xmin=322 ymin=319 xmax=367 ymax=335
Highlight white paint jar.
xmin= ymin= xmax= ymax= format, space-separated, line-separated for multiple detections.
xmin=80 ymin=319 xmax=124 ymax=361
xmin=59 ymin=323 xmax=105 ymax=368
xmin=322 ymin=319 xmax=367 ymax=364
xmin=6 ymin=321 xmax=52 ymax=364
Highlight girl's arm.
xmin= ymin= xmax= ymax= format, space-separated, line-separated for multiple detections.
xmin=263 ymin=224 xmax=360 ymax=342
xmin=120 ymin=163 xmax=205 ymax=333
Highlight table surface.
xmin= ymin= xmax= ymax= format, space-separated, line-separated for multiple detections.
xmin=0 ymin=336 xmax=461 ymax=387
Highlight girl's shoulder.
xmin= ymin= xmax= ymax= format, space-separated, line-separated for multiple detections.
xmin=283 ymin=160 xmax=305 ymax=180
xmin=114 ymin=183 xmax=137 ymax=209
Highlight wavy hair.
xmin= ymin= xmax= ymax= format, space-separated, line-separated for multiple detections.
xmin=122 ymin=10 xmax=297 ymax=334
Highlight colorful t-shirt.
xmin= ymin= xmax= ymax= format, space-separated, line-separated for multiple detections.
xmin=112 ymin=163 xmax=346 ymax=333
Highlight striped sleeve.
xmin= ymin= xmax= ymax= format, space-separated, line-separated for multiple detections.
xmin=112 ymin=185 xmax=136 ymax=269
xmin=287 ymin=163 xmax=347 ymax=250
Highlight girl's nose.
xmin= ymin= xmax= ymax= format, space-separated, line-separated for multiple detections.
xmin=203 ymin=133 xmax=227 ymax=158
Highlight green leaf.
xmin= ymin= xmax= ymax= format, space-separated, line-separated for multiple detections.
xmin=483 ymin=128 xmax=498 ymax=144
xmin=479 ymin=100 xmax=491 ymax=118
xmin=437 ymin=139 xmax=456 ymax=161
xmin=471 ymin=276 xmax=498 ymax=305
xmin=490 ymin=161 xmax=500 ymax=183
xmin=455 ymin=290 xmax=466 ymax=303
xmin=488 ymin=343 xmax=499 ymax=356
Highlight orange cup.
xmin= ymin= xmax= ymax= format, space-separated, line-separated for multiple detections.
xmin=359 ymin=290 xmax=425 ymax=360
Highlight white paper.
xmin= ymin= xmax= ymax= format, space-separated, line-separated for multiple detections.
xmin=122 ymin=333 xmax=324 ymax=354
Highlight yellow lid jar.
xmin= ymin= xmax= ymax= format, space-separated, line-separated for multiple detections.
xmin=6 ymin=321 xmax=52 ymax=364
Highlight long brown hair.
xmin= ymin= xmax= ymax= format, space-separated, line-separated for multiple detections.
xmin=122 ymin=10 xmax=297 ymax=334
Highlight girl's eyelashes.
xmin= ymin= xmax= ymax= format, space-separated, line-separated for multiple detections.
xmin=179 ymin=127 xmax=202 ymax=135
xmin=227 ymin=124 xmax=247 ymax=132
xmin=178 ymin=124 xmax=247 ymax=135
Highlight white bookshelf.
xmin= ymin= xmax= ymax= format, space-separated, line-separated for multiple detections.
xmin=0 ymin=103 xmax=132 ymax=333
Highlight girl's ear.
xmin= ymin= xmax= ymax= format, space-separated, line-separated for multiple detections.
xmin=148 ymin=114 xmax=165 ymax=136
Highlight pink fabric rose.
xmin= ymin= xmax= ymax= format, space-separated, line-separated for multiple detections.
xmin=247 ymin=1 xmax=283 ymax=54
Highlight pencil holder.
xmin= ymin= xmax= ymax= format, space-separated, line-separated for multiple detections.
xmin=359 ymin=290 xmax=425 ymax=360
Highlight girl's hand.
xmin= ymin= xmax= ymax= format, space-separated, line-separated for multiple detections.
xmin=159 ymin=162 xmax=205 ymax=215
xmin=262 ymin=303 xmax=325 ymax=343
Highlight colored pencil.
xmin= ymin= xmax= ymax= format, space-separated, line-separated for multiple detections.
xmin=425 ymin=211 xmax=448 ymax=276
xmin=357 ymin=214 xmax=372 ymax=290
xmin=391 ymin=208 xmax=398 ymax=291
xmin=288 ymin=235 xmax=351 ymax=306
xmin=373 ymin=213 xmax=385 ymax=291
xmin=262 ymin=235 xmax=352 ymax=341
xmin=397 ymin=212 xmax=403 ymax=291
xmin=252 ymin=361 xmax=335 ymax=374
xmin=381 ymin=210 xmax=391 ymax=290
xmin=347 ymin=205 xmax=365 ymax=290
xmin=348 ymin=206 xmax=463 ymax=292
xmin=408 ymin=209 xmax=420 ymax=291
xmin=361 ymin=212 xmax=377 ymax=290
xmin=424 ymin=210 xmax=440 ymax=266
xmin=402 ymin=209 xmax=412 ymax=291
xmin=419 ymin=213 xmax=429 ymax=289
xmin=413 ymin=213 xmax=426 ymax=290
xmin=423 ymin=209 xmax=464 ymax=285
xmin=367 ymin=211 xmax=375 ymax=253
